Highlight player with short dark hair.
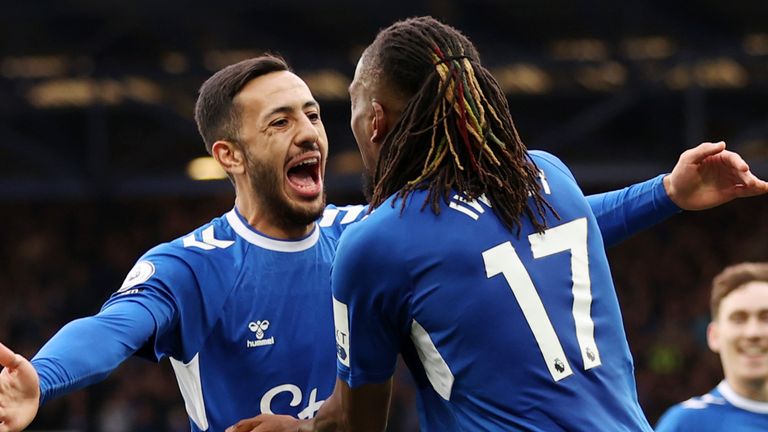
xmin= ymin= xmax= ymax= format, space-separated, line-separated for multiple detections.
xmin=656 ymin=263 xmax=768 ymax=431
xmin=0 ymin=55 xmax=368 ymax=432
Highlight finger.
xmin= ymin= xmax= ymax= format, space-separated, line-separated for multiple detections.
xmin=740 ymin=176 xmax=768 ymax=195
xmin=227 ymin=419 xmax=259 ymax=432
xmin=716 ymin=150 xmax=750 ymax=173
xmin=0 ymin=343 xmax=20 ymax=369
xmin=684 ymin=141 xmax=726 ymax=164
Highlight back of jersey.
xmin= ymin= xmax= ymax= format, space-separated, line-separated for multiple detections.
xmin=333 ymin=151 xmax=652 ymax=431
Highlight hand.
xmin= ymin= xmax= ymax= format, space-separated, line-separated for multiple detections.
xmin=227 ymin=414 xmax=305 ymax=432
xmin=0 ymin=343 xmax=40 ymax=432
xmin=664 ymin=141 xmax=768 ymax=210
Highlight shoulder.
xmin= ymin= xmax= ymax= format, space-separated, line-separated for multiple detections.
xmin=333 ymin=202 xmax=408 ymax=278
xmin=528 ymin=150 xmax=577 ymax=182
xmin=529 ymin=150 xmax=565 ymax=169
xmin=655 ymin=392 xmax=729 ymax=432
xmin=117 ymin=212 xmax=240 ymax=294
xmin=318 ymin=204 xmax=368 ymax=237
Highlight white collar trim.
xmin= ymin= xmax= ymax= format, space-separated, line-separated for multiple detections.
xmin=718 ymin=380 xmax=768 ymax=413
xmin=226 ymin=208 xmax=319 ymax=252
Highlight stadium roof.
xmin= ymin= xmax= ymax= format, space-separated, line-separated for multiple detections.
xmin=1 ymin=0 xmax=766 ymax=199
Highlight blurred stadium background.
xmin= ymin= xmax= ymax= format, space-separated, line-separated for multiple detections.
xmin=1 ymin=0 xmax=767 ymax=430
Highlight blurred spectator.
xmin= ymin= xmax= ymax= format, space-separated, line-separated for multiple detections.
xmin=654 ymin=262 xmax=768 ymax=431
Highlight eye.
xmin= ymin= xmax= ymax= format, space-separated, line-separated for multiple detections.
xmin=759 ymin=311 xmax=768 ymax=322
xmin=729 ymin=311 xmax=748 ymax=324
xmin=270 ymin=118 xmax=289 ymax=128
xmin=307 ymin=111 xmax=321 ymax=123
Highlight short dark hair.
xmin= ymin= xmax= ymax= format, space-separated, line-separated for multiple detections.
xmin=711 ymin=262 xmax=768 ymax=319
xmin=194 ymin=55 xmax=289 ymax=154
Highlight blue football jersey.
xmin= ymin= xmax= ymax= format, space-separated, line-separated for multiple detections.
xmin=656 ymin=381 xmax=768 ymax=432
xmin=103 ymin=204 xmax=365 ymax=431
xmin=332 ymin=151 xmax=652 ymax=431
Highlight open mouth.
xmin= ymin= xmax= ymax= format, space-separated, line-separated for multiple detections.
xmin=286 ymin=154 xmax=323 ymax=198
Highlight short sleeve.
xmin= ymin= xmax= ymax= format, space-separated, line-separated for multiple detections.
xmin=332 ymin=222 xmax=410 ymax=388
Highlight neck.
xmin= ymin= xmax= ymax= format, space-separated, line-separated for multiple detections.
xmin=234 ymin=188 xmax=314 ymax=240
xmin=727 ymin=376 xmax=768 ymax=402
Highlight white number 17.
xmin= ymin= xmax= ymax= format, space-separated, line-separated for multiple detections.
xmin=481 ymin=218 xmax=601 ymax=382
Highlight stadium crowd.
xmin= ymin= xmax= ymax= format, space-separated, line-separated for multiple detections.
xmin=2 ymin=191 xmax=767 ymax=431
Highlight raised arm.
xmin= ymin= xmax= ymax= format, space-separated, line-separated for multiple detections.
xmin=662 ymin=141 xmax=768 ymax=209
xmin=589 ymin=141 xmax=768 ymax=247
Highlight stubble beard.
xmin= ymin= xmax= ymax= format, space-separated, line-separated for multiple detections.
xmin=246 ymin=153 xmax=326 ymax=232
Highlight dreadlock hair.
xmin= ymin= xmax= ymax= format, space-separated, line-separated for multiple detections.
xmin=364 ymin=16 xmax=555 ymax=234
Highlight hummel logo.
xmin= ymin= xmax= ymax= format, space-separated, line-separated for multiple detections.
xmin=448 ymin=194 xmax=491 ymax=220
xmin=183 ymin=226 xmax=234 ymax=250
xmin=247 ymin=320 xmax=275 ymax=348
xmin=249 ymin=320 xmax=270 ymax=339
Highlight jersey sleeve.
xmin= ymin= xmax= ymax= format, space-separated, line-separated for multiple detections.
xmin=529 ymin=150 xmax=680 ymax=247
xmin=331 ymin=222 xmax=410 ymax=388
xmin=100 ymin=246 xmax=202 ymax=362
xmin=31 ymin=301 xmax=157 ymax=405
xmin=586 ymin=175 xmax=680 ymax=247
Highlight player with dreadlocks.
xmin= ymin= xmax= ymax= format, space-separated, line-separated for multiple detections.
xmin=330 ymin=16 xmax=669 ymax=431
xmin=225 ymin=16 xmax=768 ymax=432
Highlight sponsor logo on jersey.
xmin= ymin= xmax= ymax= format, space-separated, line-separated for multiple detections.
xmin=247 ymin=320 xmax=275 ymax=348
xmin=117 ymin=261 xmax=155 ymax=294
xmin=260 ymin=385 xmax=325 ymax=419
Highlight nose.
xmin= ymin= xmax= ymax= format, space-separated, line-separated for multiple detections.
xmin=295 ymin=115 xmax=320 ymax=150
xmin=743 ymin=316 xmax=767 ymax=339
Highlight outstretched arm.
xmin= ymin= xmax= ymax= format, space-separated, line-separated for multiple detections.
xmin=589 ymin=141 xmax=768 ymax=246
xmin=0 ymin=343 xmax=40 ymax=432
xmin=31 ymin=301 xmax=157 ymax=404
xmin=663 ymin=141 xmax=768 ymax=210
xmin=0 ymin=300 xmax=159 ymax=432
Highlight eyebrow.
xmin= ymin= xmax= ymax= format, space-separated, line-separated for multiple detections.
xmin=262 ymin=100 xmax=319 ymax=121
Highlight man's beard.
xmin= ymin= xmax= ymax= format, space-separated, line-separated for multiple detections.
xmin=246 ymin=153 xmax=325 ymax=231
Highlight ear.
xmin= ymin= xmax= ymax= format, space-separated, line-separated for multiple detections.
xmin=707 ymin=321 xmax=720 ymax=353
xmin=370 ymin=100 xmax=389 ymax=147
xmin=211 ymin=140 xmax=245 ymax=176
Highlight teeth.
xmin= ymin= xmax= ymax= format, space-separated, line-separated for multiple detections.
xmin=741 ymin=346 xmax=768 ymax=355
xmin=295 ymin=158 xmax=318 ymax=167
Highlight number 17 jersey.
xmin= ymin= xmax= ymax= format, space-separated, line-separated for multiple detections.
xmin=332 ymin=151 xmax=652 ymax=431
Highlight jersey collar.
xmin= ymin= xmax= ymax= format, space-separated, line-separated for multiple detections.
xmin=226 ymin=208 xmax=320 ymax=252
xmin=718 ymin=380 xmax=768 ymax=413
